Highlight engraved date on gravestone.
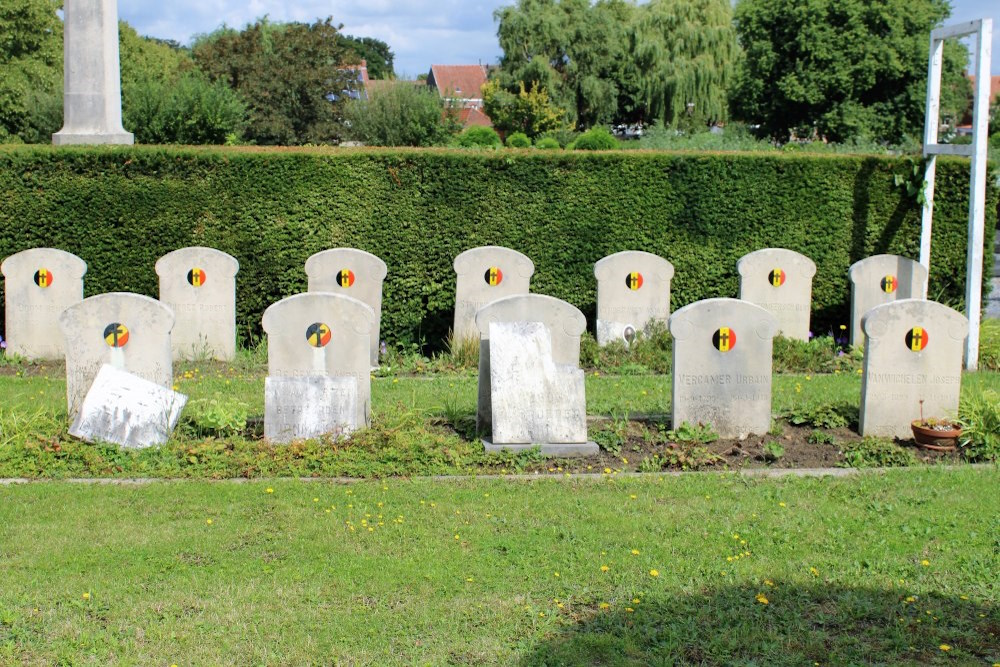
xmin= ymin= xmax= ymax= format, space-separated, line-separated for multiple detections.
xmin=306 ymin=322 xmax=331 ymax=348
xmin=103 ymin=322 xmax=129 ymax=347
xmin=34 ymin=269 xmax=53 ymax=288
xmin=484 ymin=266 xmax=503 ymax=286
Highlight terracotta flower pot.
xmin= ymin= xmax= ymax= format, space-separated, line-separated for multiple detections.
xmin=910 ymin=420 xmax=962 ymax=451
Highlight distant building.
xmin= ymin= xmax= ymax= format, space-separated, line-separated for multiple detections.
xmin=426 ymin=65 xmax=494 ymax=128
xmin=955 ymin=74 xmax=1000 ymax=134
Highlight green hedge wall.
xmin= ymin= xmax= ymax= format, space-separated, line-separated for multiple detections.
xmin=0 ymin=146 xmax=996 ymax=350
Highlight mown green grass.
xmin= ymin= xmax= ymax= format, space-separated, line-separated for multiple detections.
xmin=0 ymin=469 xmax=997 ymax=665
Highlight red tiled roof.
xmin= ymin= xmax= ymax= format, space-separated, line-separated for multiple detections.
xmin=428 ymin=65 xmax=488 ymax=100
xmin=967 ymin=75 xmax=1000 ymax=102
xmin=457 ymin=107 xmax=493 ymax=128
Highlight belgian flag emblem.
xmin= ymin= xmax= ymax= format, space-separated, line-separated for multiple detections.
xmin=905 ymin=327 xmax=929 ymax=352
xmin=33 ymin=269 xmax=53 ymax=288
xmin=712 ymin=327 xmax=736 ymax=353
xmin=484 ymin=266 xmax=503 ymax=286
xmin=103 ymin=322 xmax=129 ymax=348
xmin=187 ymin=268 xmax=206 ymax=287
xmin=306 ymin=322 xmax=332 ymax=348
xmin=881 ymin=275 xmax=898 ymax=294
xmin=768 ymin=268 xmax=786 ymax=287
xmin=624 ymin=271 xmax=644 ymax=291
xmin=337 ymin=268 xmax=356 ymax=288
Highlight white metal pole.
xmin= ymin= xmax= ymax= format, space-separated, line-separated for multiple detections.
xmin=920 ymin=35 xmax=943 ymax=279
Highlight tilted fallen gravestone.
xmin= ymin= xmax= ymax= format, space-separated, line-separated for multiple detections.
xmin=69 ymin=364 xmax=187 ymax=448
xmin=1 ymin=248 xmax=87 ymax=359
xmin=305 ymin=248 xmax=387 ymax=367
xmin=737 ymin=248 xmax=816 ymax=342
xmin=859 ymin=299 xmax=967 ymax=438
xmin=155 ymin=247 xmax=239 ymax=361
xmin=848 ymin=254 xmax=927 ymax=346
xmin=594 ymin=251 xmax=674 ymax=345
xmin=261 ymin=293 xmax=375 ymax=442
xmin=58 ymin=293 xmax=175 ymax=419
xmin=453 ymin=246 xmax=534 ymax=343
xmin=669 ymin=298 xmax=778 ymax=439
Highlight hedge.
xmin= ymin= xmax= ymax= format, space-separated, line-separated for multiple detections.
xmin=0 ymin=146 xmax=996 ymax=350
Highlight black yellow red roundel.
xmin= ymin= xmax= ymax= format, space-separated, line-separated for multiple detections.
xmin=33 ymin=269 xmax=53 ymax=288
xmin=905 ymin=326 xmax=929 ymax=352
xmin=484 ymin=266 xmax=503 ymax=286
xmin=881 ymin=275 xmax=898 ymax=293
xmin=306 ymin=322 xmax=332 ymax=348
xmin=337 ymin=268 xmax=355 ymax=288
xmin=624 ymin=271 xmax=644 ymax=291
xmin=768 ymin=268 xmax=786 ymax=287
xmin=712 ymin=327 xmax=736 ymax=352
xmin=187 ymin=268 xmax=207 ymax=287
xmin=103 ymin=323 xmax=129 ymax=348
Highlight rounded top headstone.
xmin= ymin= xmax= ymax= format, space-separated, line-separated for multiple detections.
xmin=454 ymin=246 xmax=534 ymax=279
xmin=669 ymin=297 xmax=778 ymax=341
xmin=305 ymin=248 xmax=388 ymax=281
xmin=736 ymin=248 xmax=816 ymax=279
xmin=155 ymin=247 xmax=239 ymax=277
xmin=59 ymin=292 xmax=176 ymax=332
xmin=262 ymin=292 xmax=376 ymax=337
xmin=2 ymin=248 xmax=87 ymax=279
xmin=475 ymin=294 xmax=586 ymax=338
xmin=594 ymin=250 xmax=674 ymax=281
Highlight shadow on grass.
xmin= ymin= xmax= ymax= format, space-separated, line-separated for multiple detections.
xmin=519 ymin=583 xmax=998 ymax=666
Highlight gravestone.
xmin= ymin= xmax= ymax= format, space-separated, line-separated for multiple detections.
xmin=669 ymin=298 xmax=778 ymax=439
xmin=848 ymin=255 xmax=927 ymax=346
xmin=261 ymin=293 xmax=375 ymax=441
xmin=305 ymin=248 xmax=387 ymax=367
xmin=484 ymin=321 xmax=593 ymax=455
xmin=593 ymin=251 xmax=674 ymax=345
xmin=453 ymin=246 xmax=534 ymax=343
xmin=737 ymin=248 xmax=816 ymax=341
xmin=155 ymin=247 xmax=239 ymax=361
xmin=859 ymin=299 xmax=967 ymax=438
xmin=52 ymin=0 xmax=133 ymax=145
xmin=1 ymin=248 xmax=87 ymax=359
xmin=474 ymin=294 xmax=587 ymax=438
xmin=70 ymin=364 xmax=187 ymax=448
xmin=58 ymin=293 xmax=175 ymax=419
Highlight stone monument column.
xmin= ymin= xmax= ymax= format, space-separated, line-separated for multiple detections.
xmin=52 ymin=0 xmax=134 ymax=145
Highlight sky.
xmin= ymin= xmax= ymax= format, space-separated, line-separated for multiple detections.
xmin=116 ymin=0 xmax=1000 ymax=80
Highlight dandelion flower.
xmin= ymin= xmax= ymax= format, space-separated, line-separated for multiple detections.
xmin=599 ymin=602 xmax=610 ymax=609
xmin=206 ymin=519 xmax=213 ymax=525
xmin=600 ymin=565 xmax=609 ymax=572
xmin=764 ymin=580 xmax=774 ymax=587
xmin=454 ymin=534 xmax=460 ymax=540
xmin=921 ymin=559 xmax=930 ymax=567
xmin=629 ymin=494 xmax=637 ymax=500
xmin=631 ymin=549 xmax=640 ymax=555
xmin=554 ymin=572 xmax=560 ymax=577
xmin=82 ymin=592 xmax=90 ymax=600
xmin=649 ymin=569 xmax=659 ymax=577
xmin=755 ymin=593 xmax=769 ymax=605
xmin=266 ymin=488 xmax=274 ymax=494
xmin=939 ymin=644 xmax=951 ymax=651
xmin=625 ymin=607 xmax=634 ymax=613
xmin=810 ymin=567 xmax=819 ymax=577
xmin=779 ymin=502 xmax=787 ymax=507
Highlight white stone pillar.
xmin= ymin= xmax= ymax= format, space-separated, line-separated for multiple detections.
xmin=52 ymin=0 xmax=134 ymax=145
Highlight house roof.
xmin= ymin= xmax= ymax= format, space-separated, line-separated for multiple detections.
xmin=968 ymin=75 xmax=1000 ymax=103
xmin=457 ymin=107 xmax=493 ymax=128
xmin=428 ymin=65 xmax=488 ymax=100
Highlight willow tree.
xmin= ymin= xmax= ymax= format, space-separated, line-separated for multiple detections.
xmin=628 ymin=0 xmax=739 ymax=129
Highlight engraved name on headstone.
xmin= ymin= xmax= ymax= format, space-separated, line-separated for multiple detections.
xmin=859 ymin=299 xmax=967 ymax=438
xmin=155 ymin=247 xmax=239 ymax=361
xmin=737 ymin=248 xmax=816 ymax=341
xmin=1 ymin=248 xmax=87 ymax=359
xmin=305 ymin=248 xmax=387 ymax=367
xmin=848 ymin=254 xmax=927 ymax=346
xmin=669 ymin=298 xmax=778 ymax=439
xmin=594 ymin=250 xmax=674 ymax=345
xmin=453 ymin=246 xmax=534 ymax=343
xmin=58 ymin=293 xmax=175 ymax=419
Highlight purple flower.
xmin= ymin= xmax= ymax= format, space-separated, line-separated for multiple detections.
xmin=808 ymin=331 xmax=814 ymax=340
xmin=837 ymin=350 xmax=845 ymax=357
xmin=0 ymin=335 xmax=6 ymax=350
xmin=379 ymin=340 xmax=387 ymax=357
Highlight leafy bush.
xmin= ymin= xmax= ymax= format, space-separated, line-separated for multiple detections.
xmin=785 ymin=402 xmax=854 ymax=429
xmin=579 ymin=321 xmax=672 ymax=374
xmin=124 ymin=72 xmax=247 ymax=145
xmin=772 ymin=335 xmax=860 ymax=374
xmin=841 ymin=438 xmax=918 ymax=468
xmin=342 ymin=83 xmax=460 ymax=147
xmin=452 ymin=126 xmax=502 ymax=148
xmin=958 ymin=389 xmax=1000 ymax=462
xmin=665 ymin=421 xmax=718 ymax=444
xmin=644 ymin=443 xmax=723 ymax=470
xmin=762 ymin=441 xmax=785 ymax=462
xmin=572 ymin=127 xmax=618 ymax=150
xmin=535 ymin=137 xmax=561 ymax=150
xmin=504 ymin=132 xmax=531 ymax=148
xmin=536 ymin=129 xmax=578 ymax=147
xmin=184 ymin=398 xmax=249 ymax=437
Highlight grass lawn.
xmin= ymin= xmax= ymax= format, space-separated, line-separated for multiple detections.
xmin=0 ymin=468 xmax=997 ymax=665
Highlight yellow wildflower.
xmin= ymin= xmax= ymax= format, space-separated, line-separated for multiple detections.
xmin=939 ymin=644 xmax=951 ymax=651
xmin=755 ymin=593 xmax=769 ymax=605
xmin=600 ymin=565 xmax=609 ymax=572
xmin=649 ymin=569 xmax=659 ymax=577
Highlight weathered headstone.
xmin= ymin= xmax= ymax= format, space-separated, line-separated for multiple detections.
xmin=594 ymin=251 xmax=674 ymax=345
xmin=848 ymin=255 xmax=927 ymax=346
xmin=155 ymin=247 xmax=239 ymax=361
xmin=453 ymin=246 xmax=534 ymax=343
xmin=1 ymin=248 xmax=87 ymax=359
xmin=69 ymin=364 xmax=187 ymax=448
xmin=305 ymin=248 xmax=387 ymax=367
xmin=261 ymin=293 xmax=375 ymax=441
xmin=474 ymin=294 xmax=588 ymax=440
xmin=669 ymin=298 xmax=778 ymax=439
xmin=737 ymin=248 xmax=816 ymax=341
xmin=52 ymin=0 xmax=133 ymax=145
xmin=58 ymin=293 xmax=175 ymax=419
xmin=484 ymin=321 xmax=594 ymax=455
xmin=859 ymin=299 xmax=967 ymax=438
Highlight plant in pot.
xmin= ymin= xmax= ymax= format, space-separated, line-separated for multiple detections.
xmin=911 ymin=400 xmax=962 ymax=451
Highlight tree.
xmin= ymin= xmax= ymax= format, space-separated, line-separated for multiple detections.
xmin=193 ymin=17 xmax=358 ymax=145
xmin=342 ymin=82 xmax=459 ymax=146
xmin=341 ymin=35 xmax=394 ymax=80
xmin=732 ymin=0 xmax=970 ymax=143
xmin=0 ymin=0 xmax=62 ymax=142
xmin=482 ymin=79 xmax=567 ymax=137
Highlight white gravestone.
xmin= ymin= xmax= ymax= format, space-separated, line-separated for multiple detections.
xmin=848 ymin=254 xmax=927 ymax=346
xmin=594 ymin=251 xmax=675 ymax=345
xmin=453 ymin=246 xmax=534 ymax=343
xmin=261 ymin=293 xmax=375 ymax=440
xmin=59 ymin=293 xmax=175 ymax=419
xmin=52 ymin=0 xmax=133 ymax=145
xmin=305 ymin=248 xmax=387 ymax=367
xmin=155 ymin=247 xmax=239 ymax=361
xmin=474 ymin=294 xmax=587 ymax=437
xmin=737 ymin=248 xmax=816 ymax=342
xmin=485 ymin=321 xmax=594 ymax=456
xmin=70 ymin=364 xmax=187 ymax=448
xmin=859 ymin=299 xmax=967 ymax=438
xmin=669 ymin=298 xmax=778 ymax=439
xmin=1 ymin=248 xmax=87 ymax=359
